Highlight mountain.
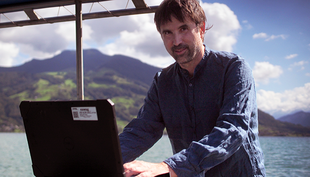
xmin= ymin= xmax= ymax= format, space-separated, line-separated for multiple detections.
xmin=258 ymin=109 xmax=310 ymax=136
xmin=0 ymin=49 xmax=110 ymax=73
xmin=0 ymin=49 xmax=159 ymax=87
xmin=1 ymin=48 xmax=310 ymax=136
xmin=278 ymin=111 xmax=310 ymax=128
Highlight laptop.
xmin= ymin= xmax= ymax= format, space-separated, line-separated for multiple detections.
xmin=20 ymin=99 xmax=124 ymax=177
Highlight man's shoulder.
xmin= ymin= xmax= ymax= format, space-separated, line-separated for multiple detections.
xmin=208 ymin=49 xmax=241 ymax=61
xmin=207 ymin=49 xmax=245 ymax=68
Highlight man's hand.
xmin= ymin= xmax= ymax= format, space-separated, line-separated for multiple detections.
xmin=123 ymin=160 xmax=177 ymax=177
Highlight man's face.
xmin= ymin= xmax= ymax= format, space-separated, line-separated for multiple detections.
xmin=160 ymin=16 xmax=205 ymax=65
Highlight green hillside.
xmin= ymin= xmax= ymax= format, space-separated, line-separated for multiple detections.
xmin=0 ymin=70 xmax=147 ymax=132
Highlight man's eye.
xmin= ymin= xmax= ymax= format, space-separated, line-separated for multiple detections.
xmin=180 ymin=27 xmax=187 ymax=32
xmin=163 ymin=31 xmax=171 ymax=35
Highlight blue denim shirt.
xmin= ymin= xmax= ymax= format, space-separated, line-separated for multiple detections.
xmin=119 ymin=47 xmax=265 ymax=177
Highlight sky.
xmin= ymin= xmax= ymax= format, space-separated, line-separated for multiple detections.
xmin=0 ymin=0 xmax=309 ymax=118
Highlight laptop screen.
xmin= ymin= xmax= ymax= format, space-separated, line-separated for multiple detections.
xmin=20 ymin=99 xmax=124 ymax=177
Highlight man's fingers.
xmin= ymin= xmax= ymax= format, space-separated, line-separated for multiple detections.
xmin=123 ymin=160 xmax=170 ymax=177
xmin=123 ymin=161 xmax=144 ymax=177
xmin=124 ymin=167 xmax=140 ymax=177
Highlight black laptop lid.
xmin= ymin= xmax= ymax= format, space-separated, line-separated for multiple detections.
xmin=20 ymin=99 xmax=124 ymax=177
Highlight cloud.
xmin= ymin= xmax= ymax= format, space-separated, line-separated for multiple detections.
xmin=0 ymin=24 xmax=67 ymax=52
xmin=257 ymin=83 xmax=310 ymax=116
xmin=253 ymin=33 xmax=268 ymax=39
xmin=285 ymin=54 xmax=298 ymax=59
xmin=56 ymin=22 xmax=93 ymax=42
xmin=0 ymin=23 xmax=67 ymax=64
xmin=252 ymin=61 xmax=283 ymax=85
xmin=242 ymin=20 xmax=253 ymax=29
xmin=265 ymin=34 xmax=287 ymax=41
xmin=97 ymin=13 xmax=173 ymax=67
xmin=0 ymin=42 xmax=19 ymax=67
xmin=202 ymin=2 xmax=241 ymax=52
xmin=290 ymin=60 xmax=308 ymax=70
xmin=253 ymin=33 xmax=287 ymax=41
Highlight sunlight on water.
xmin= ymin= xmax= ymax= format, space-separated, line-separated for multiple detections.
xmin=260 ymin=137 xmax=310 ymax=177
xmin=0 ymin=133 xmax=310 ymax=177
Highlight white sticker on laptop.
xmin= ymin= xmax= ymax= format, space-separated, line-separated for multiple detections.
xmin=71 ymin=107 xmax=98 ymax=121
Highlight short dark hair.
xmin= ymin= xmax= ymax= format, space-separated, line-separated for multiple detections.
xmin=154 ymin=0 xmax=207 ymax=32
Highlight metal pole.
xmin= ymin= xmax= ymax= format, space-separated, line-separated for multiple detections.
xmin=75 ymin=0 xmax=84 ymax=100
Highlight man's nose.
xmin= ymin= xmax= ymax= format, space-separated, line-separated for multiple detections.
xmin=173 ymin=33 xmax=182 ymax=46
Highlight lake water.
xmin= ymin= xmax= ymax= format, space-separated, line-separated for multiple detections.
xmin=0 ymin=133 xmax=309 ymax=177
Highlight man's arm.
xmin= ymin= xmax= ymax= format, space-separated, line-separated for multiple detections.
xmin=119 ymin=74 xmax=165 ymax=163
xmin=119 ymin=73 xmax=178 ymax=177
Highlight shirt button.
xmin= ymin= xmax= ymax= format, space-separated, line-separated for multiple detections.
xmin=189 ymin=83 xmax=193 ymax=87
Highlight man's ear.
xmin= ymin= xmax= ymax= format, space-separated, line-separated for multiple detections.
xmin=199 ymin=22 xmax=206 ymax=40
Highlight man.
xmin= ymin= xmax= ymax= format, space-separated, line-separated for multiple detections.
xmin=119 ymin=0 xmax=266 ymax=176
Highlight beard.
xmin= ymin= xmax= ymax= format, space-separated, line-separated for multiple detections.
xmin=171 ymin=43 xmax=200 ymax=65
